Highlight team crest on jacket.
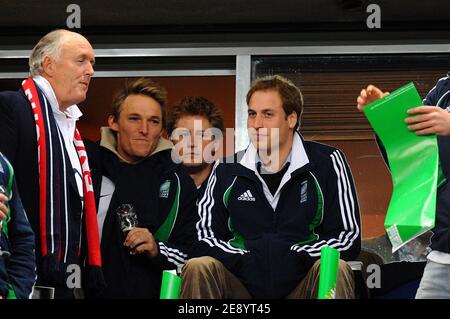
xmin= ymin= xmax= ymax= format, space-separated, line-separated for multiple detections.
xmin=300 ymin=180 xmax=308 ymax=203
xmin=159 ymin=180 xmax=171 ymax=198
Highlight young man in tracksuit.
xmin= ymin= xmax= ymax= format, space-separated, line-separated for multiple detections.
xmin=87 ymin=78 xmax=196 ymax=298
xmin=181 ymin=75 xmax=361 ymax=299
xmin=357 ymin=73 xmax=450 ymax=299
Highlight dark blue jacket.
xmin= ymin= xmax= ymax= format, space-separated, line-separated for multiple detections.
xmin=86 ymin=138 xmax=197 ymax=299
xmin=192 ymin=133 xmax=361 ymax=298
xmin=0 ymin=152 xmax=36 ymax=298
xmin=423 ymin=72 xmax=450 ymax=254
xmin=0 ymin=88 xmax=84 ymax=288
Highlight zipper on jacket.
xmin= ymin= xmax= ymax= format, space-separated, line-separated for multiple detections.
xmin=272 ymin=175 xmax=305 ymax=229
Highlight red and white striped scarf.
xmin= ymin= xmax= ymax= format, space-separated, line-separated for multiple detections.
xmin=22 ymin=78 xmax=102 ymax=278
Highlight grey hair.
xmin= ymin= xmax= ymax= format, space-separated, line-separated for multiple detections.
xmin=28 ymin=29 xmax=73 ymax=76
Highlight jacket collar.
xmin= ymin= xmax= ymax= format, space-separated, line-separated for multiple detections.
xmin=238 ymin=131 xmax=312 ymax=177
xmin=231 ymin=132 xmax=313 ymax=209
xmin=99 ymin=126 xmax=173 ymax=164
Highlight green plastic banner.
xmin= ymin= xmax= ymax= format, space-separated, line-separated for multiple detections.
xmin=363 ymin=82 xmax=444 ymax=252
xmin=160 ymin=270 xmax=182 ymax=299
xmin=318 ymin=246 xmax=340 ymax=299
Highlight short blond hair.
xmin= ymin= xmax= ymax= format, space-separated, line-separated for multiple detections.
xmin=111 ymin=78 xmax=168 ymax=128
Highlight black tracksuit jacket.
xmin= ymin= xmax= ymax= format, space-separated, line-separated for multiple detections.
xmin=192 ymin=133 xmax=361 ymax=298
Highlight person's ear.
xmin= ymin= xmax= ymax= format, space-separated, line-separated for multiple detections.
xmin=108 ymin=115 xmax=119 ymax=132
xmin=288 ymin=112 xmax=298 ymax=129
xmin=41 ymin=55 xmax=54 ymax=76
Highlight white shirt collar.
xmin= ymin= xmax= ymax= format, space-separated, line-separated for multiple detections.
xmin=33 ymin=75 xmax=83 ymax=120
xmin=239 ymin=132 xmax=309 ymax=174
xmin=239 ymin=132 xmax=310 ymax=210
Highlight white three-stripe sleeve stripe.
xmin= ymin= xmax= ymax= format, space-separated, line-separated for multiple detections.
xmin=197 ymin=161 xmax=218 ymax=239
xmin=201 ymin=170 xmax=245 ymax=254
xmin=196 ymin=163 xmax=245 ymax=254
xmin=331 ymin=151 xmax=359 ymax=249
xmin=336 ymin=151 xmax=359 ymax=236
xmin=326 ymin=151 xmax=359 ymax=250
xmin=313 ymin=151 xmax=356 ymax=252
xmin=158 ymin=242 xmax=187 ymax=265
xmin=292 ymin=151 xmax=359 ymax=256
xmin=159 ymin=243 xmax=188 ymax=258
xmin=291 ymin=151 xmax=349 ymax=253
xmin=159 ymin=246 xmax=184 ymax=267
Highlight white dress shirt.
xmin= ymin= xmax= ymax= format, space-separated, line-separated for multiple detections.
xmin=33 ymin=75 xmax=84 ymax=201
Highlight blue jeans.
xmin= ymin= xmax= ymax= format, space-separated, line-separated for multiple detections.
xmin=415 ymin=260 xmax=450 ymax=299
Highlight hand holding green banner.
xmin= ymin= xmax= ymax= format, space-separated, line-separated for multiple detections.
xmin=363 ymin=82 xmax=444 ymax=252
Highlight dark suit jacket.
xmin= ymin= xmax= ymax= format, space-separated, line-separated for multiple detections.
xmin=0 ymin=87 xmax=83 ymax=287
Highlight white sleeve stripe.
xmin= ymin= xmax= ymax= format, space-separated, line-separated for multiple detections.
xmin=205 ymin=171 xmax=217 ymax=238
xmin=331 ymin=151 xmax=359 ymax=249
xmin=291 ymin=151 xmax=359 ymax=255
xmin=201 ymin=166 xmax=217 ymax=238
xmin=196 ymin=165 xmax=213 ymax=239
xmin=159 ymin=251 xmax=185 ymax=266
xmin=195 ymin=162 xmax=245 ymax=254
xmin=159 ymin=244 xmax=186 ymax=264
xmin=159 ymin=244 xmax=186 ymax=260
xmin=200 ymin=237 xmax=245 ymax=254
xmin=336 ymin=151 xmax=356 ymax=218
xmin=291 ymin=230 xmax=346 ymax=252
xmin=196 ymin=170 xmax=211 ymax=239
xmin=336 ymin=151 xmax=360 ymax=242
xmin=334 ymin=151 xmax=360 ymax=250
xmin=159 ymin=249 xmax=184 ymax=267
xmin=291 ymin=234 xmax=346 ymax=254
xmin=204 ymin=178 xmax=246 ymax=254
xmin=332 ymin=152 xmax=352 ymax=231
xmin=330 ymin=152 xmax=349 ymax=230
xmin=197 ymin=161 xmax=219 ymax=239
xmin=161 ymin=251 xmax=186 ymax=267
xmin=158 ymin=242 xmax=188 ymax=258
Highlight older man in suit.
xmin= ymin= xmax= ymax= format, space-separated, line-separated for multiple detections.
xmin=0 ymin=29 xmax=103 ymax=298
